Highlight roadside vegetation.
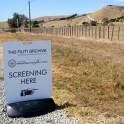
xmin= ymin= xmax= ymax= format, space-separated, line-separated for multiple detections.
xmin=0 ymin=32 xmax=124 ymax=123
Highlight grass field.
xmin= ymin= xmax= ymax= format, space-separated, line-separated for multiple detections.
xmin=0 ymin=32 xmax=124 ymax=123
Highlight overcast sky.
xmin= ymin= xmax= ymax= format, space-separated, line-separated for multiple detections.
xmin=0 ymin=0 xmax=124 ymax=22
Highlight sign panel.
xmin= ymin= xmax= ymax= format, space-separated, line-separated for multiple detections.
xmin=3 ymin=41 xmax=52 ymax=104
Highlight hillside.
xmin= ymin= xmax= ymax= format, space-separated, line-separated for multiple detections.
xmin=0 ymin=5 xmax=124 ymax=29
xmin=0 ymin=21 xmax=9 ymax=29
xmin=89 ymin=5 xmax=124 ymax=23
xmin=39 ymin=5 xmax=124 ymax=27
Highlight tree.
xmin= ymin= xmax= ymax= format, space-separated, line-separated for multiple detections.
xmin=32 ymin=21 xmax=39 ymax=28
xmin=90 ymin=21 xmax=97 ymax=26
xmin=8 ymin=13 xmax=28 ymax=28
xmin=102 ymin=17 xmax=109 ymax=26
xmin=82 ymin=22 xmax=90 ymax=26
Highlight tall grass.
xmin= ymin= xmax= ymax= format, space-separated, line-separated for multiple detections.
xmin=52 ymin=41 xmax=124 ymax=116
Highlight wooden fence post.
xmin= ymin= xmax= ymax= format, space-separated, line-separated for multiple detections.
xmin=99 ymin=26 xmax=101 ymax=39
xmin=76 ymin=26 xmax=78 ymax=37
xmin=62 ymin=27 xmax=64 ymax=36
xmin=67 ymin=27 xmax=69 ymax=36
xmin=118 ymin=26 xmax=120 ymax=41
xmin=89 ymin=26 xmax=90 ymax=37
xmin=80 ymin=26 xmax=82 ymax=37
xmin=63 ymin=27 xmax=65 ymax=36
xmin=111 ymin=26 xmax=114 ymax=41
xmin=69 ymin=26 xmax=71 ymax=36
xmin=108 ymin=26 xmax=109 ymax=40
xmin=92 ymin=26 xmax=93 ymax=38
xmin=64 ymin=27 xmax=66 ymax=36
xmin=95 ymin=26 xmax=97 ymax=39
xmin=74 ymin=26 xmax=75 ymax=37
xmin=66 ymin=27 xmax=67 ymax=36
xmin=81 ymin=26 xmax=83 ymax=37
xmin=71 ymin=26 xmax=73 ymax=36
xmin=103 ymin=26 xmax=105 ymax=39
xmin=84 ymin=26 xmax=86 ymax=37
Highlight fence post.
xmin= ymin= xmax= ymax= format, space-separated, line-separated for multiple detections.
xmin=95 ymin=26 xmax=97 ymax=39
xmin=67 ymin=27 xmax=68 ymax=36
xmin=82 ymin=26 xmax=84 ymax=37
xmin=99 ymin=26 xmax=101 ymax=39
xmin=64 ymin=27 xmax=66 ymax=36
xmin=61 ymin=27 xmax=63 ymax=36
xmin=73 ymin=26 xmax=75 ymax=37
xmin=89 ymin=26 xmax=90 ymax=37
xmin=118 ymin=26 xmax=120 ymax=41
xmin=71 ymin=26 xmax=73 ymax=36
xmin=65 ymin=27 xmax=67 ymax=36
xmin=111 ymin=26 xmax=114 ymax=41
xmin=63 ymin=27 xmax=65 ymax=36
xmin=76 ymin=26 xmax=78 ymax=37
xmin=61 ymin=27 xmax=62 ymax=36
xmin=108 ymin=26 xmax=109 ymax=40
xmin=69 ymin=26 xmax=71 ymax=36
xmin=92 ymin=26 xmax=93 ymax=38
xmin=67 ymin=27 xmax=69 ymax=36
xmin=79 ymin=26 xmax=82 ymax=37
xmin=84 ymin=26 xmax=86 ymax=37
xmin=103 ymin=26 xmax=105 ymax=39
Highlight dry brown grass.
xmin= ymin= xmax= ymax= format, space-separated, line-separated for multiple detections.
xmin=0 ymin=32 xmax=124 ymax=123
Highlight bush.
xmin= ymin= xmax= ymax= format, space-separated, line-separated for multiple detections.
xmin=90 ymin=21 xmax=97 ymax=26
xmin=32 ymin=21 xmax=39 ymax=28
xmin=82 ymin=22 xmax=90 ymax=26
xmin=11 ymin=28 xmax=16 ymax=33
xmin=67 ymin=14 xmax=77 ymax=20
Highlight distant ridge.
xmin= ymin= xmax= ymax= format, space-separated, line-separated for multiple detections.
xmin=0 ymin=5 xmax=124 ymax=28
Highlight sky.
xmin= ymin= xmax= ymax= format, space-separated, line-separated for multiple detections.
xmin=0 ymin=0 xmax=124 ymax=22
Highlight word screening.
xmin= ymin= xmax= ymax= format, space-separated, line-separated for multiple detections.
xmin=9 ymin=69 xmax=47 ymax=78
xmin=9 ymin=69 xmax=47 ymax=84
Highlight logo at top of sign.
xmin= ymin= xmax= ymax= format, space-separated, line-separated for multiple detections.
xmin=8 ymin=59 xmax=16 ymax=68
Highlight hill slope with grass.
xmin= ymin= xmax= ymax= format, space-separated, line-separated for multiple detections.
xmin=0 ymin=5 xmax=124 ymax=28
xmin=89 ymin=5 xmax=124 ymax=22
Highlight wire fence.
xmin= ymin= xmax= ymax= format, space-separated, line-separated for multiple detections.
xmin=24 ymin=26 xmax=124 ymax=42
xmin=1 ymin=26 xmax=124 ymax=42
xmin=0 ymin=26 xmax=124 ymax=78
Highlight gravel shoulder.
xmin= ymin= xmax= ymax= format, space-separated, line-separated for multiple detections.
xmin=0 ymin=63 xmax=80 ymax=124
xmin=0 ymin=80 xmax=79 ymax=124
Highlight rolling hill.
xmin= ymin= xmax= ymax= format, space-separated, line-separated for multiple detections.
xmin=0 ymin=5 xmax=124 ymax=29
xmin=89 ymin=5 xmax=124 ymax=22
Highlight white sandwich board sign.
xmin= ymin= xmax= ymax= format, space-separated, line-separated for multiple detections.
xmin=3 ymin=41 xmax=52 ymax=104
